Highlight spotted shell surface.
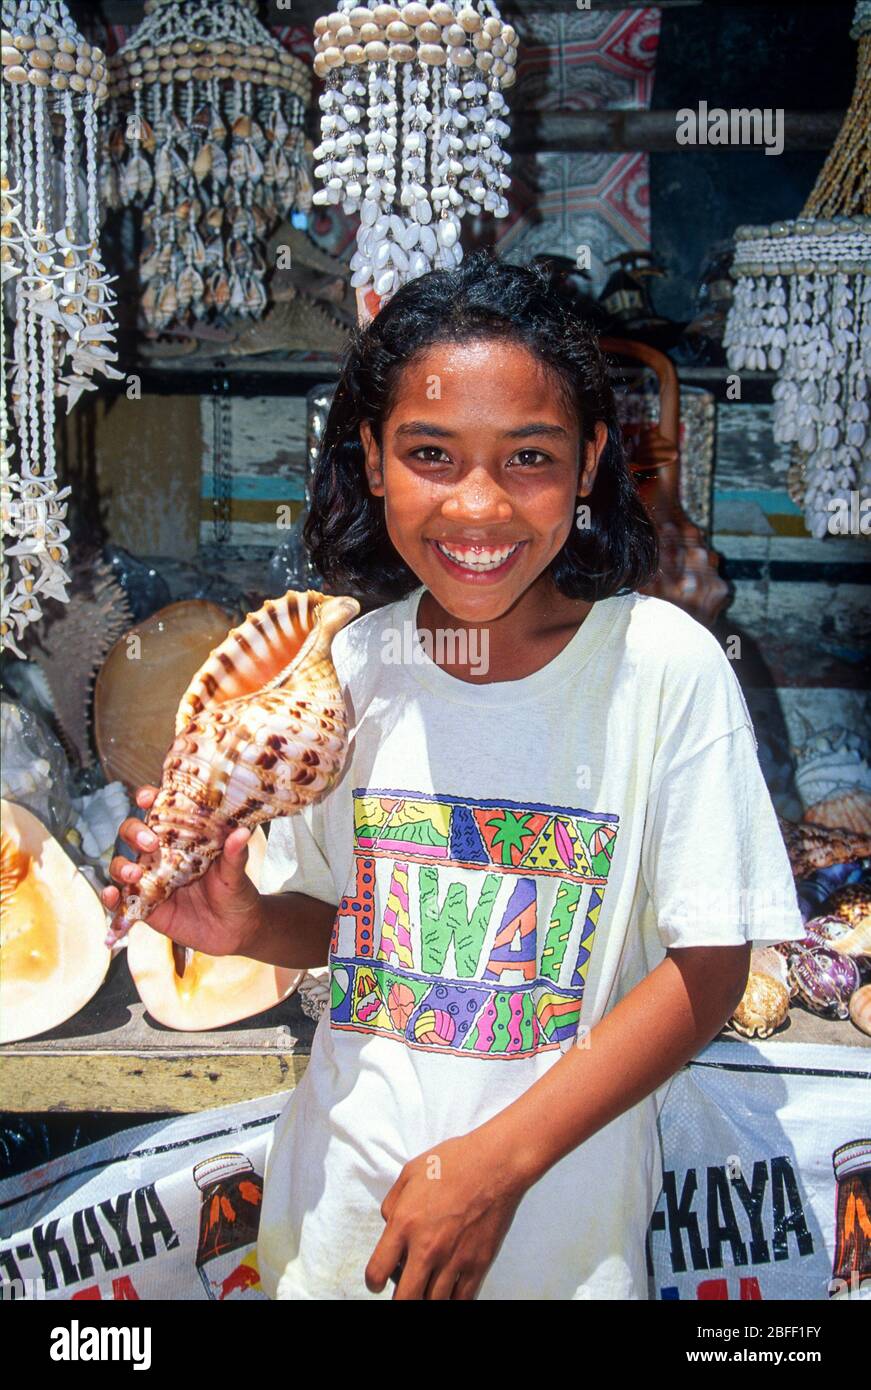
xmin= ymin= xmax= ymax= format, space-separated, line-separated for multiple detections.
xmin=729 ymin=972 xmax=790 ymax=1039
xmin=108 ymin=589 xmax=360 ymax=945
xmin=822 ymin=882 xmax=871 ymax=929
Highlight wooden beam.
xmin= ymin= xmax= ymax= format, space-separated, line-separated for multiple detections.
xmin=504 ymin=109 xmax=844 ymax=153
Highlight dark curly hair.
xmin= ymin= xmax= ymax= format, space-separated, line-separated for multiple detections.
xmin=305 ymin=248 xmax=658 ymax=603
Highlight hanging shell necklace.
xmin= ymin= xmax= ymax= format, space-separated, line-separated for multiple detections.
xmin=103 ymin=0 xmax=312 ymax=335
xmin=1 ymin=0 xmax=120 ymax=657
xmin=724 ymin=2 xmax=871 ymax=539
xmin=311 ymin=2 xmax=516 ymax=316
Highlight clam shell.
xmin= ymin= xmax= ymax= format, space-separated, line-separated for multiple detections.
xmin=803 ymin=790 xmax=871 ymax=834
xmin=108 ymin=589 xmax=360 ymax=944
xmin=95 ymin=601 xmax=237 ymax=792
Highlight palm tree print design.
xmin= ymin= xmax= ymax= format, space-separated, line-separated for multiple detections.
xmin=485 ymin=809 xmax=541 ymax=867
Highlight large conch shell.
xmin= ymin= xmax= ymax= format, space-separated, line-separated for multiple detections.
xmin=108 ymin=589 xmax=360 ymax=946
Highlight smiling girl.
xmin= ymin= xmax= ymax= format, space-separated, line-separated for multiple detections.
xmin=103 ymin=251 xmax=805 ymax=1300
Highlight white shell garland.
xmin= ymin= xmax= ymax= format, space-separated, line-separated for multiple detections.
xmin=1 ymin=0 xmax=120 ymax=658
xmin=724 ymin=218 xmax=871 ymax=539
xmin=724 ymin=7 xmax=871 ymax=540
xmin=103 ymin=0 xmax=312 ymax=335
xmin=311 ymin=1 xmax=516 ymax=310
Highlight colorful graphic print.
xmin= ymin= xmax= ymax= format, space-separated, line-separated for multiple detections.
xmin=329 ymin=789 xmax=620 ymax=1060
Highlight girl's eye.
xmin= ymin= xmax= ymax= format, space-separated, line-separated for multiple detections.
xmin=410 ymin=446 xmax=450 ymax=463
xmin=510 ymin=450 xmax=550 ymax=467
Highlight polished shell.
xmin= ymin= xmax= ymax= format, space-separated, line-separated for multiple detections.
xmin=729 ymin=971 xmax=790 ymax=1039
xmin=126 ymin=825 xmax=306 ymax=1029
xmin=1 ymin=799 xmax=111 ymax=1042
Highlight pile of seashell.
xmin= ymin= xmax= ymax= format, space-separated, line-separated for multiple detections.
xmin=311 ymin=1 xmax=516 ymax=311
xmin=102 ymin=0 xmax=312 ymax=335
xmin=1 ymin=0 xmax=121 ymax=659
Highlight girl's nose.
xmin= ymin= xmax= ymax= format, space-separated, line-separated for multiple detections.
xmin=441 ymin=472 xmax=513 ymax=523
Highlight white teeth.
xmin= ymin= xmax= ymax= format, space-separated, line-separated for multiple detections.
xmin=435 ymin=541 xmax=521 ymax=571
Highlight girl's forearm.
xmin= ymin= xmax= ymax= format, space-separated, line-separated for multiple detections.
xmin=473 ymin=944 xmax=751 ymax=1193
xmin=240 ymin=891 xmax=337 ymax=970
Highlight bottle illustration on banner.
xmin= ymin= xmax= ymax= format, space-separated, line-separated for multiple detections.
xmin=193 ymin=1152 xmax=266 ymax=1300
xmin=829 ymin=1139 xmax=871 ymax=1299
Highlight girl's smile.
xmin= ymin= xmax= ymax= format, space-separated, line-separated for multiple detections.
xmin=428 ymin=537 xmax=528 ymax=581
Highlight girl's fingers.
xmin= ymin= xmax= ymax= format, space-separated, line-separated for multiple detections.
xmin=364 ymin=1226 xmax=406 ymax=1295
xmin=101 ymin=884 xmax=120 ymax=909
xmin=450 ymin=1269 xmax=482 ymax=1301
xmin=108 ymin=854 xmax=141 ymax=885
xmin=135 ymin=785 xmax=159 ymax=809
xmin=214 ymin=828 xmax=251 ymax=891
xmin=425 ymin=1263 xmax=463 ymax=1301
xmin=119 ymin=817 xmax=158 ymax=853
xmin=224 ymin=827 xmax=251 ymax=858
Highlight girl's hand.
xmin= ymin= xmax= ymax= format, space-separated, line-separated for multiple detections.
xmin=364 ymin=1131 xmax=525 ymax=1300
xmin=100 ymin=784 xmax=263 ymax=958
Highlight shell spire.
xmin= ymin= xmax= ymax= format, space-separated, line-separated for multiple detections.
xmin=107 ymin=589 xmax=360 ymax=946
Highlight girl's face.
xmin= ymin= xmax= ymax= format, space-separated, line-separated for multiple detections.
xmin=359 ymin=338 xmax=607 ymax=622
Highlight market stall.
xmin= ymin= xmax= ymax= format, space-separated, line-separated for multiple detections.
xmin=1 ymin=0 xmax=869 ymax=1307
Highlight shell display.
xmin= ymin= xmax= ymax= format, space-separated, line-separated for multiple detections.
xmin=1 ymin=3 xmax=119 ymax=657
xmin=729 ymin=972 xmax=791 ymax=1039
xmin=102 ymin=0 xmax=312 ymax=336
xmin=795 ymin=912 xmax=871 ymax=972
xmin=806 ymin=791 xmax=871 ymax=835
xmin=108 ymin=588 xmax=360 ymax=946
xmin=311 ymin=1 xmax=517 ymax=316
xmin=1 ymin=799 xmax=111 ymax=1044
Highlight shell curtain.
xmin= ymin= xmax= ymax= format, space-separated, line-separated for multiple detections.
xmin=310 ymin=1 xmax=517 ymax=319
xmin=724 ymin=2 xmax=871 ymax=539
xmin=102 ymin=0 xmax=312 ymax=336
xmin=1 ymin=0 xmax=121 ymax=658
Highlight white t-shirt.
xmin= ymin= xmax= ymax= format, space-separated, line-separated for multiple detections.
xmin=256 ymin=585 xmax=806 ymax=1300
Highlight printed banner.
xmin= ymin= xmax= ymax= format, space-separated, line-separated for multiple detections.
xmin=1 ymin=1039 xmax=868 ymax=1301
xmin=0 ymin=1093 xmax=286 ymax=1302
xmin=648 ymin=1039 xmax=871 ymax=1302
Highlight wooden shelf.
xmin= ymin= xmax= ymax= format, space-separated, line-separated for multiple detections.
xmin=2 ymin=946 xmax=865 ymax=1115
xmin=0 ymin=951 xmax=316 ymax=1115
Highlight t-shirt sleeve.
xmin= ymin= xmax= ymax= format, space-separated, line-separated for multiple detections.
xmin=640 ymin=722 xmax=806 ymax=949
xmin=259 ymin=800 xmax=338 ymax=906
